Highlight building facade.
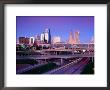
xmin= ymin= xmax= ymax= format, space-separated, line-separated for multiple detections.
xmin=41 ymin=33 xmax=45 ymax=42
xmin=19 ymin=37 xmax=25 ymax=44
xmin=29 ymin=37 xmax=35 ymax=45
xmin=40 ymin=28 xmax=51 ymax=44
xmin=52 ymin=36 xmax=61 ymax=44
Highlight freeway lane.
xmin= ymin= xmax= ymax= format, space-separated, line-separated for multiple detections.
xmin=45 ymin=57 xmax=89 ymax=74
xmin=65 ymin=58 xmax=89 ymax=74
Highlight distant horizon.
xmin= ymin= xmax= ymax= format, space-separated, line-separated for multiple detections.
xmin=16 ymin=16 xmax=94 ymax=43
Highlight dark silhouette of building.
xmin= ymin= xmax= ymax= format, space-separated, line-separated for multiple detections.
xmin=19 ymin=37 xmax=29 ymax=44
xmin=19 ymin=37 xmax=25 ymax=44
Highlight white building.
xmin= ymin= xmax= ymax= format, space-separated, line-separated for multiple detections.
xmin=29 ymin=37 xmax=34 ymax=45
xmin=44 ymin=32 xmax=49 ymax=43
xmin=40 ymin=28 xmax=51 ymax=44
xmin=41 ymin=33 xmax=45 ymax=42
xmin=52 ymin=36 xmax=61 ymax=44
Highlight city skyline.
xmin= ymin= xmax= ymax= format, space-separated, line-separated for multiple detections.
xmin=16 ymin=16 xmax=94 ymax=43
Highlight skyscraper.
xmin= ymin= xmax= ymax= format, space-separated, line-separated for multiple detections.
xmin=41 ymin=33 xmax=45 ymax=42
xmin=44 ymin=28 xmax=51 ymax=44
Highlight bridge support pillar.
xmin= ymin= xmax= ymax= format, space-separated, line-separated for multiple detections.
xmin=56 ymin=51 xmax=57 ymax=55
xmin=60 ymin=58 xmax=64 ymax=65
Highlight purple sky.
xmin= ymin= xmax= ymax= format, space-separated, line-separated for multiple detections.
xmin=16 ymin=16 xmax=94 ymax=43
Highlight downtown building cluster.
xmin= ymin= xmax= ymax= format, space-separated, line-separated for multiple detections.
xmin=17 ymin=28 xmax=81 ymax=46
xmin=18 ymin=28 xmax=51 ymax=46
xmin=17 ymin=28 xmax=94 ymax=48
xmin=16 ymin=28 xmax=94 ymax=52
